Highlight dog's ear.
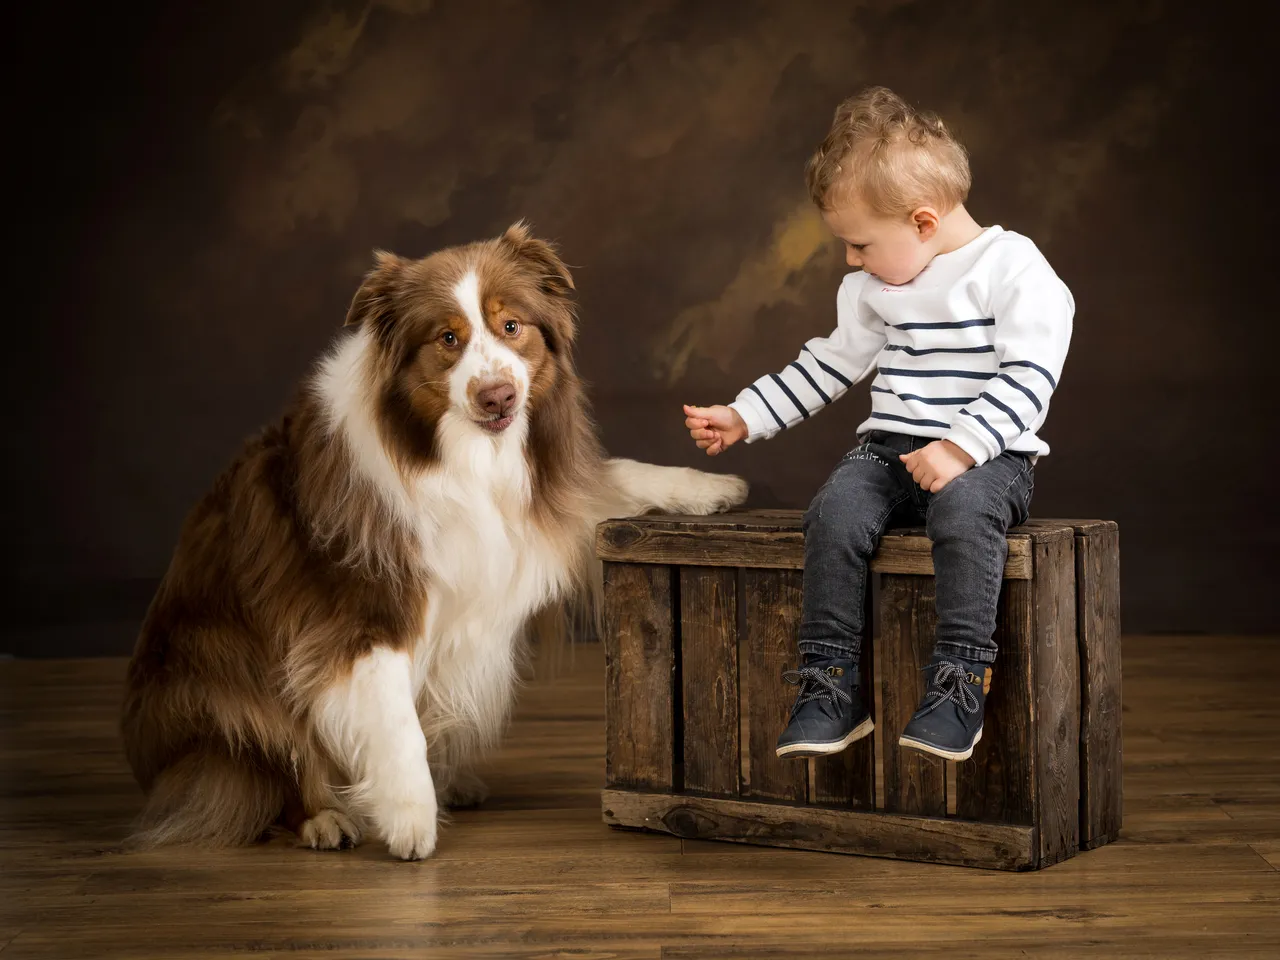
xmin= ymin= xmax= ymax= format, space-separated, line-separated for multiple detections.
xmin=500 ymin=221 xmax=575 ymax=300
xmin=345 ymin=250 xmax=405 ymax=329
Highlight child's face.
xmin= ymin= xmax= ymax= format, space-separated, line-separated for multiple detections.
xmin=821 ymin=200 xmax=937 ymax=286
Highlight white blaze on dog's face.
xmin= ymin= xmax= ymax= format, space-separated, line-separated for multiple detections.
xmin=447 ymin=270 xmax=530 ymax=434
xmin=343 ymin=222 xmax=577 ymax=468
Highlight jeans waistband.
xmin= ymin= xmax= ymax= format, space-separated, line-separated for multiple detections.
xmin=860 ymin=429 xmax=925 ymax=451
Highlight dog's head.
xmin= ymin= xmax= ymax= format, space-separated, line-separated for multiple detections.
xmin=344 ymin=222 xmax=579 ymax=464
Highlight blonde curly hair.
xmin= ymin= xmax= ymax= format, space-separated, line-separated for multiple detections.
xmin=805 ymin=86 xmax=970 ymax=218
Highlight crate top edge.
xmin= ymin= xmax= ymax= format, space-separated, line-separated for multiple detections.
xmin=598 ymin=511 xmax=1099 ymax=541
xmin=597 ymin=509 xmax=805 ymax=534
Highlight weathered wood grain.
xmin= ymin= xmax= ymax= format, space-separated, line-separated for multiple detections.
xmin=852 ymin=573 xmax=877 ymax=810
xmin=742 ymin=568 xmax=807 ymax=803
xmin=597 ymin=513 xmax=1037 ymax=578
xmin=955 ymin=577 xmax=1036 ymax=827
xmin=7 ymin=632 xmax=1280 ymax=956
xmin=876 ymin=529 xmax=1035 ymax=579
xmin=879 ymin=575 xmax=947 ymax=818
xmin=1075 ymin=521 xmax=1123 ymax=850
xmin=601 ymin=790 xmax=1036 ymax=870
xmin=807 ymin=750 xmax=858 ymax=808
xmin=680 ymin=567 xmax=740 ymax=796
xmin=603 ymin=562 xmax=677 ymax=790
xmin=1031 ymin=533 xmax=1082 ymax=867
xmin=600 ymin=522 xmax=807 ymax=569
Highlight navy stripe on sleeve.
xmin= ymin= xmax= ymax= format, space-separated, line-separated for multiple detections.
xmin=997 ymin=372 xmax=1042 ymax=412
xmin=884 ymin=344 xmax=996 ymax=356
xmin=770 ymin=373 xmax=809 ymax=419
xmin=748 ymin=384 xmax=786 ymax=430
xmin=789 ymin=361 xmax=831 ymax=404
xmin=1000 ymin=359 xmax=1058 ymax=389
xmin=879 ymin=366 xmax=990 ymax=380
xmin=962 ymin=410 xmax=1007 ymax=452
xmin=891 ymin=318 xmax=995 ymax=330
xmin=873 ymin=384 xmax=973 ymax=404
xmin=802 ymin=346 xmax=852 ymax=387
xmin=868 ymin=411 xmax=952 ymax=430
xmin=898 ymin=392 xmax=978 ymax=406
xmin=978 ymin=391 xmax=1025 ymax=433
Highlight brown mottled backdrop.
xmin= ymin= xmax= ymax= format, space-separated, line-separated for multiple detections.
xmin=6 ymin=0 xmax=1275 ymax=654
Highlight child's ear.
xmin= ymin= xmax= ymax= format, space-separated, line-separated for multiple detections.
xmin=345 ymin=250 xmax=405 ymax=329
xmin=911 ymin=206 xmax=940 ymax=241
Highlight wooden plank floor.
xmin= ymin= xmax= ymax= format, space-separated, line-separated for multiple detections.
xmin=2 ymin=634 xmax=1278 ymax=958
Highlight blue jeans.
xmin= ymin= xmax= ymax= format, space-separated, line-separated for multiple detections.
xmin=799 ymin=430 xmax=1035 ymax=666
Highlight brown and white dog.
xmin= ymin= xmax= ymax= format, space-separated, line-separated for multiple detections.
xmin=121 ymin=223 xmax=746 ymax=859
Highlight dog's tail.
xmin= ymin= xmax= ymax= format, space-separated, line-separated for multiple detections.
xmin=126 ymin=746 xmax=284 ymax=849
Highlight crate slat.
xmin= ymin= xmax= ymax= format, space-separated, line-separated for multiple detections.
xmin=955 ymin=578 xmax=1036 ymax=826
xmin=597 ymin=517 xmax=1038 ymax=578
xmin=742 ymin=569 xmax=808 ymax=803
xmin=1031 ymin=534 xmax=1082 ymax=867
xmin=603 ymin=562 xmax=677 ymax=790
xmin=879 ymin=574 xmax=947 ymax=818
xmin=1075 ymin=522 xmax=1123 ymax=849
xmin=601 ymin=789 xmax=1035 ymax=871
xmin=680 ymin=567 xmax=740 ymax=796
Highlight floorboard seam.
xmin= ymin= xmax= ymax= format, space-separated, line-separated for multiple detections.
xmin=1247 ymin=843 xmax=1280 ymax=872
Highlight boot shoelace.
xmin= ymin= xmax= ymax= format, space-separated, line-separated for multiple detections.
xmin=782 ymin=666 xmax=852 ymax=719
xmin=914 ymin=660 xmax=980 ymax=718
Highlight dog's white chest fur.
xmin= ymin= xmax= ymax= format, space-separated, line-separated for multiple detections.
xmin=318 ymin=328 xmax=570 ymax=745
xmin=409 ymin=412 xmax=569 ymax=738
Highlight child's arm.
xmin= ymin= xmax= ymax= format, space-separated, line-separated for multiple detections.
xmin=684 ymin=273 xmax=883 ymax=455
xmin=941 ymin=253 xmax=1075 ymax=466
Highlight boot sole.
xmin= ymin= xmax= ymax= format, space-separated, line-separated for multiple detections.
xmin=775 ymin=716 xmax=875 ymax=759
xmin=897 ymin=725 xmax=983 ymax=762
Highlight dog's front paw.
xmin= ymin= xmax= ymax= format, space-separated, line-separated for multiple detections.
xmin=299 ymin=809 xmax=361 ymax=851
xmin=379 ymin=799 xmax=439 ymax=861
xmin=683 ymin=471 xmax=749 ymax=515
xmin=437 ymin=772 xmax=489 ymax=809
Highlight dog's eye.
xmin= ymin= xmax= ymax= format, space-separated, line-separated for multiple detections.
xmin=441 ymin=330 xmax=458 ymax=347
xmin=503 ymin=320 xmax=521 ymax=337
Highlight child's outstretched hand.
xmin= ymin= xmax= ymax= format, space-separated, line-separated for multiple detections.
xmin=900 ymin=440 xmax=975 ymax=493
xmin=683 ymin=404 xmax=748 ymax=456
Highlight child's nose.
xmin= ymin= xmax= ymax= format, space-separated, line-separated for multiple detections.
xmin=846 ymin=248 xmax=862 ymax=268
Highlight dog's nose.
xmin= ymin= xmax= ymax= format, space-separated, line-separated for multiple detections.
xmin=478 ymin=382 xmax=517 ymax=416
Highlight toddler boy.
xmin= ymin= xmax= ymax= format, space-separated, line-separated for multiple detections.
xmin=684 ymin=86 xmax=1073 ymax=761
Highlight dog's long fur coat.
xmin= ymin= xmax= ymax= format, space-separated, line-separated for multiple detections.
xmin=121 ymin=224 xmax=747 ymax=858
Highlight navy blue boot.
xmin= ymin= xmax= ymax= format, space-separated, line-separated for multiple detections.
xmin=775 ymin=658 xmax=874 ymax=759
xmin=898 ymin=655 xmax=991 ymax=761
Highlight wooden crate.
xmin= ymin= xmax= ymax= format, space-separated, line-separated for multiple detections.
xmin=596 ymin=510 xmax=1122 ymax=871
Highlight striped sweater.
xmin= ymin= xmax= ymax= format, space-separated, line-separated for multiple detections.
xmin=728 ymin=225 xmax=1074 ymax=465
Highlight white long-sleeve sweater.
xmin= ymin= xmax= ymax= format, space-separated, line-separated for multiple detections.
xmin=728 ymin=226 xmax=1074 ymax=465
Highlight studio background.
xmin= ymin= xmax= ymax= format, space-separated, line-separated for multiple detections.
xmin=7 ymin=0 xmax=1274 ymax=656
